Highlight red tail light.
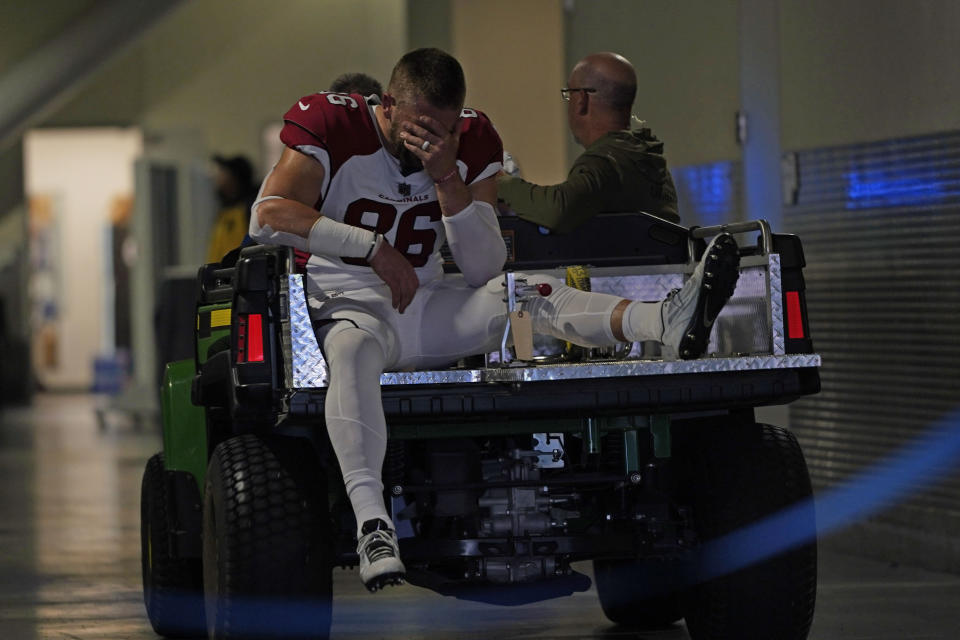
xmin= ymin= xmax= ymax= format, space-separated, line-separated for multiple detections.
xmin=785 ymin=291 xmax=805 ymax=339
xmin=247 ymin=314 xmax=264 ymax=362
xmin=236 ymin=313 xmax=265 ymax=363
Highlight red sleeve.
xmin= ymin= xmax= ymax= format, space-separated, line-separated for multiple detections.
xmin=278 ymin=92 xmax=381 ymax=174
xmin=279 ymin=93 xmax=332 ymax=149
xmin=458 ymin=108 xmax=503 ymax=184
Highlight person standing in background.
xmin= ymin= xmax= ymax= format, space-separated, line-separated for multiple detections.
xmin=207 ymin=154 xmax=257 ymax=263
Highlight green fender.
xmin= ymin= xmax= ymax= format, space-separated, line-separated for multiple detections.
xmin=161 ymin=359 xmax=208 ymax=495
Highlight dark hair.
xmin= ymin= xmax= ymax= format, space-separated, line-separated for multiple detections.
xmin=212 ymin=154 xmax=254 ymax=189
xmin=388 ymin=48 xmax=465 ymax=110
xmin=329 ymin=72 xmax=383 ymax=98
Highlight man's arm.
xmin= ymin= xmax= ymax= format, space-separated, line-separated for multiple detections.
xmin=498 ymin=150 xmax=682 ymax=231
xmin=252 ymin=147 xmax=420 ymax=312
xmin=495 ymin=158 xmax=619 ymax=234
xmin=253 ymin=147 xmax=325 ymax=238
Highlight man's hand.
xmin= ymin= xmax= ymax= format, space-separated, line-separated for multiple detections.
xmin=401 ymin=115 xmax=462 ymax=182
xmin=369 ymin=241 xmax=419 ymax=313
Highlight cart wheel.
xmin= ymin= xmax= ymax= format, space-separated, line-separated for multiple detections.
xmin=141 ymin=452 xmax=206 ymax=637
xmin=677 ymin=421 xmax=817 ymax=640
xmin=594 ymin=557 xmax=683 ymax=628
xmin=203 ymin=434 xmax=333 ymax=639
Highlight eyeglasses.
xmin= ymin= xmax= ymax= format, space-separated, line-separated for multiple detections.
xmin=560 ymin=87 xmax=596 ymax=101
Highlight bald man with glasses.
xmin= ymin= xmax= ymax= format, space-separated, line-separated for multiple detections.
xmin=498 ymin=52 xmax=679 ymax=232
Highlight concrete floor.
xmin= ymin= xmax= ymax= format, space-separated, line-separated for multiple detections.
xmin=1 ymin=393 xmax=959 ymax=640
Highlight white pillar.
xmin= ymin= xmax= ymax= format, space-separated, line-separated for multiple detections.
xmin=739 ymin=0 xmax=783 ymax=230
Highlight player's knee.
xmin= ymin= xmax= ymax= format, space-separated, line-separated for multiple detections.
xmin=324 ymin=325 xmax=385 ymax=369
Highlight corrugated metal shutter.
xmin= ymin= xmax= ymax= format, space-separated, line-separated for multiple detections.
xmin=673 ymin=160 xmax=743 ymax=228
xmin=782 ymin=132 xmax=960 ymax=571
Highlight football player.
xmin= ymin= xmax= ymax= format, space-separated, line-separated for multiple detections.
xmin=249 ymin=48 xmax=740 ymax=591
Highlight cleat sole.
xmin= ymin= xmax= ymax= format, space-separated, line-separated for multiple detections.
xmin=364 ymin=571 xmax=406 ymax=593
xmin=677 ymin=234 xmax=740 ymax=360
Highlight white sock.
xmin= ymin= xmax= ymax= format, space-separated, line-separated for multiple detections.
xmin=621 ymin=300 xmax=664 ymax=343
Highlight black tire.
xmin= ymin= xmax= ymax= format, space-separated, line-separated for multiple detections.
xmin=203 ymin=434 xmax=332 ymax=639
xmin=141 ymin=452 xmax=206 ymax=637
xmin=677 ymin=421 xmax=817 ymax=640
xmin=594 ymin=557 xmax=683 ymax=628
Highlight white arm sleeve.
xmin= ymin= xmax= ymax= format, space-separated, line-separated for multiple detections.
xmin=249 ymin=195 xmax=378 ymax=258
xmin=442 ymin=200 xmax=507 ymax=287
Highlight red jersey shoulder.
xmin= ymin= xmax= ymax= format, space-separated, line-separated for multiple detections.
xmin=458 ymin=108 xmax=503 ymax=183
xmin=279 ymin=92 xmax=380 ymax=158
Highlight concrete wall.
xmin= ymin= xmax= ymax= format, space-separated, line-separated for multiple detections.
xmin=43 ymin=0 xmax=406 ymax=174
xmin=780 ymin=0 xmax=960 ymax=151
xmin=407 ymin=0 xmax=452 ymax=53
xmin=565 ymin=0 xmax=741 ymax=168
xmin=8 ymin=0 xmax=958 ymax=226
xmin=452 ymin=0 xmax=568 ymax=185
xmin=0 ymin=1 xmax=102 ymax=71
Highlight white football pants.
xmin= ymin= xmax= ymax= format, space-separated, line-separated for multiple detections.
xmin=312 ymin=273 xmax=662 ymax=533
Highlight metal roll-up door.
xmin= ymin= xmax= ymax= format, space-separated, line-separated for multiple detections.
xmin=783 ymin=131 xmax=960 ymax=572
xmin=673 ymin=160 xmax=743 ymax=228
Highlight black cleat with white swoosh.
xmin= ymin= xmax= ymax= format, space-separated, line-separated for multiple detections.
xmin=660 ymin=233 xmax=740 ymax=360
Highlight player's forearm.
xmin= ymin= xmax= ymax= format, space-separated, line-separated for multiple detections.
xmin=434 ymin=171 xmax=473 ymax=218
xmin=249 ymin=196 xmax=380 ymax=259
xmin=253 ymin=195 xmax=319 ymax=238
xmin=442 ymin=199 xmax=507 ymax=287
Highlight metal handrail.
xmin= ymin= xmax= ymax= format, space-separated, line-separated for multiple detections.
xmin=690 ymin=219 xmax=773 ymax=257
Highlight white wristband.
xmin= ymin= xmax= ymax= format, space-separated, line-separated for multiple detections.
xmin=307 ymin=215 xmax=378 ymax=258
xmin=250 ymin=194 xmax=378 ymax=259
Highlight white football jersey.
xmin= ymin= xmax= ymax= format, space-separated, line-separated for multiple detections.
xmin=279 ymin=91 xmax=503 ymax=292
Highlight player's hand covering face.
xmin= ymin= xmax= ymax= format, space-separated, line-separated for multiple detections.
xmin=388 ymin=114 xmax=424 ymax=175
xmin=388 ymin=97 xmax=462 ymax=180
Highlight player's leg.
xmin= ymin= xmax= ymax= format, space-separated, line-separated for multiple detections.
xmin=409 ymin=273 xmax=635 ymax=369
xmin=518 ymin=233 xmax=740 ymax=358
xmin=319 ymin=320 xmax=405 ymax=591
xmin=524 ymin=233 xmax=740 ymax=358
xmin=413 ymin=233 xmax=739 ymax=364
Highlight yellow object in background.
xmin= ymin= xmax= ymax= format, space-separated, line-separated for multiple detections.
xmin=565 ymin=265 xmax=591 ymax=292
xmin=206 ymin=205 xmax=248 ymax=263
xmin=565 ymin=266 xmax=591 ymax=357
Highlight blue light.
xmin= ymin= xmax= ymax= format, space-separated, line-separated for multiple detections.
xmin=673 ymin=162 xmax=736 ymax=226
xmin=598 ymin=406 xmax=960 ymax=598
xmin=697 ymin=407 xmax=960 ymax=583
xmin=845 ymin=167 xmax=950 ymax=209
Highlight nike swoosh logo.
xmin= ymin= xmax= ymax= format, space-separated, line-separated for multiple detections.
xmin=298 ymin=101 xmax=310 ymax=111
xmin=703 ymin=303 xmax=716 ymax=328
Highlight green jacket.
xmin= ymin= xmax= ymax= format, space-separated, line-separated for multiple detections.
xmin=496 ymin=128 xmax=679 ymax=233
